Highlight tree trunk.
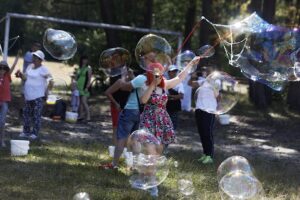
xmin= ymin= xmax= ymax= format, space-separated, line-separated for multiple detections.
xmin=262 ymin=0 xmax=276 ymax=23
xmin=247 ymin=0 xmax=262 ymax=15
xmin=286 ymin=0 xmax=300 ymax=112
xmin=199 ymin=0 xmax=212 ymax=46
xmin=297 ymin=0 xmax=300 ymax=25
xmin=99 ymin=0 xmax=121 ymax=47
xmin=287 ymin=82 xmax=300 ymax=112
xmin=248 ymin=0 xmax=276 ymax=109
xmin=143 ymin=0 xmax=153 ymax=28
xmin=183 ymin=0 xmax=196 ymax=50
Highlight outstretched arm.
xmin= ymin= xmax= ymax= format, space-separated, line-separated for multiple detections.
xmin=165 ymin=56 xmax=200 ymax=90
xmin=9 ymin=50 xmax=22 ymax=75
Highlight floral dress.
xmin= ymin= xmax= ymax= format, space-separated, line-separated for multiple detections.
xmin=139 ymin=89 xmax=175 ymax=145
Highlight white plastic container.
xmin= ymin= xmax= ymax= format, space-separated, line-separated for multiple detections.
xmin=219 ymin=114 xmax=230 ymax=125
xmin=108 ymin=145 xmax=115 ymax=157
xmin=10 ymin=140 xmax=30 ymax=156
xmin=65 ymin=111 xmax=78 ymax=123
xmin=46 ymin=94 xmax=57 ymax=105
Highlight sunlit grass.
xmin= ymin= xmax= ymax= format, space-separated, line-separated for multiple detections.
xmin=2 ymin=64 xmax=300 ymax=199
xmin=1 ymin=140 xmax=299 ymax=199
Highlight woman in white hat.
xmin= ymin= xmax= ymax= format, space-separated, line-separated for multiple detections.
xmin=17 ymin=50 xmax=53 ymax=140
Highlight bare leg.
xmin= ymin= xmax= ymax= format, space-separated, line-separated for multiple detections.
xmin=81 ymin=96 xmax=90 ymax=120
xmin=0 ymin=127 xmax=5 ymax=147
xmin=112 ymin=138 xmax=127 ymax=166
xmin=78 ymin=96 xmax=86 ymax=119
xmin=0 ymin=102 xmax=8 ymax=147
xmin=112 ymin=127 xmax=117 ymax=146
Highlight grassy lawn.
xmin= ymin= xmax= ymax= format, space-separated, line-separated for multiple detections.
xmin=0 ymin=139 xmax=299 ymax=199
xmin=0 ymin=71 xmax=299 ymax=199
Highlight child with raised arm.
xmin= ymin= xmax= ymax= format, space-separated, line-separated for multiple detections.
xmin=0 ymin=50 xmax=22 ymax=147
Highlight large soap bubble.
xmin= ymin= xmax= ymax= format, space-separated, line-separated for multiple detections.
xmin=217 ymin=156 xmax=253 ymax=182
xmin=99 ymin=47 xmax=131 ymax=77
xmin=195 ymin=71 xmax=239 ymax=115
xmin=135 ymin=34 xmax=172 ymax=73
xmin=176 ymin=50 xmax=196 ymax=73
xmin=219 ymin=171 xmax=264 ymax=200
xmin=176 ymin=45 xmax=215 ymax=74
xmin=178 ymin=178 xmax=195 ymax=196
xmin=43 ymin=28 xmax=77 ymax=60
xmin=73 ymin=192 xmax=90 ymax=200
xmin=196 ymin=44 xmax=216 ymax=58
xmin=127 ymin=129 xmax=169 ymax=190
xmin=207 ymin=13 xmax=300 ymax=91
xmin=218 ymin=156 xmax=264 ymax=200
xmin=128 ymin=129 xmax=162 ymax=155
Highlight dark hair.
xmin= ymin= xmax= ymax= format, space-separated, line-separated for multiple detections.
xmin=79 ymin=55 xmax=88 ymax=67
xmin=33 ymin=42 xmax=42 ymax=48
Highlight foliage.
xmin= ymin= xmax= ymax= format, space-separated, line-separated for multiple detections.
xmin=0 ymin=0 xmax=298 ymax=74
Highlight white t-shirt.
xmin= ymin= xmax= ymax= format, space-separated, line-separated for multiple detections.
xmin=167 ymin=82 xmax=185 ymax=95
xmin=195 ymin=79 xmax=219 ymax=113
xmin=24 ymin=64 xmax=52 ymax=101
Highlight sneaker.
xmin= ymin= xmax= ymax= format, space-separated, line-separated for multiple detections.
xmin=131 ymin=180 xmax=144 ymax=190
xmin=19 ymin=132 xmax=29 ymax=138
xmin=29 ymin=134 xmax=38 ymax=140
xmin=98 ymin=163 xmax=118 ymax=170
xmin=148 ymin=186 xmax=158 ymax=197
xmin=198 ymin=155 xmax=207 ymax=162
xmin=202 ymin=156 xmax=213 ymax=164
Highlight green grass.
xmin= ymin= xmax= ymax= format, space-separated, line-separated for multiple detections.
xmin=1 ymin=84 xmax=300 ymax=199
xmin=0 ymin=140 xmax=299 ymax=200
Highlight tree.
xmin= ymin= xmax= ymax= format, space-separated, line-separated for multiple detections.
xmin=247 ymin=0 xmax=276 ymax=109
xmin=144 ymin=0 xmax=153 ymax=28
xmin=199 ymin=0 xmax=212 ymax=46
xmin=99 ymin=0 xmax=121 ymax=47
xmin=183 ymin=0 xmax=196 ymax=50
xmin=247 ymin=0 xmax=262 ymax=15
xmin=286 ymin=0 xmax=300 ymax=112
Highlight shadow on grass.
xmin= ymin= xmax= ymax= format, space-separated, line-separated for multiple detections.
xmin=0 ymin=143 xmax=158 ymax=200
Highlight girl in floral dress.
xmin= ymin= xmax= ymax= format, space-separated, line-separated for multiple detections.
xmin=139 ymin=58 xmax=200 ymax=148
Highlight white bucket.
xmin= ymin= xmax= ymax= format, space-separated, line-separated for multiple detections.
xmin=65 ymin=111 xmax=78 ymax=123
xmin=46 ymin=94 xmax=58 ymax=105
xmin=10 ymin=140 xmax=30 ymax=156
xmin=219 ymin=114 xmax=230 ymax=125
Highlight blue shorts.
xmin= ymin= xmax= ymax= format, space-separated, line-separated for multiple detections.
xmin=116 ymin=109 xmax=140 ymax=140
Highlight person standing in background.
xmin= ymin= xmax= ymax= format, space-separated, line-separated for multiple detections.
xmin=166 ymin=65 xmax=184 ymax=130
xmin=0 ymin=51 xmax=21 ymax=147
xmin=23 ymin=42 xmax=41 ymax=73
xmin=188 ymin=68 xmax=219 ymax=164
xmin=17 ymin=50 xmax=53 ymax=140
xmin=76 ymin=55 xmax=92 ymax=122
xmin=70 ymin=73 xmax=80 ymax=113
xmin=180 ymin=60 xmax=192 ymax=112
xmin=19 ymin=43 xmax=41 ymax=117
xmin=105 ymin=69 xmax=134 ymax=145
